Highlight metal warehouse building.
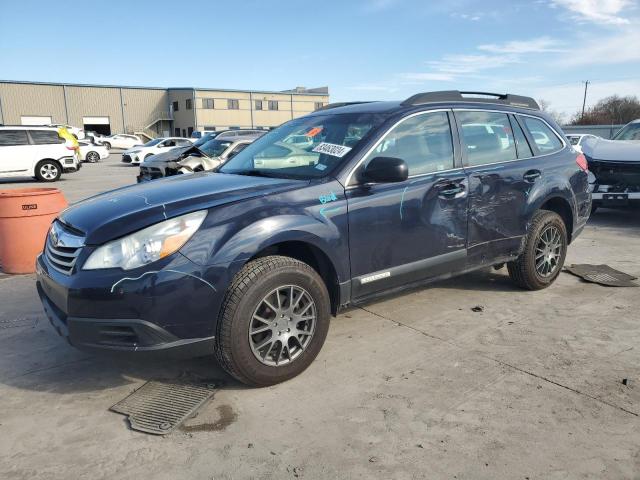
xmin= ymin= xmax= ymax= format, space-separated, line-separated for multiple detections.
xmin=0 ymin=80 xmax=329 ymax=138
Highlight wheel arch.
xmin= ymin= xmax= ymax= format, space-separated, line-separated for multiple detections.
xmin=538 ymin=195 xmax=574 ymax=243
xmin=249 ymin=240 xmax=341 ymax=315
xmin=35 ymin=157 xmax=63 ymax=172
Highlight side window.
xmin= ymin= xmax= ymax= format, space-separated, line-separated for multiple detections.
xmin=359 ymin=111 xmax=455 ymax=178
xmin=510 ymin=116 xmax=533 ymax=159
xmin=521 ymin=116 xmax=564 ymax=154
xmin=457 ymin=111 xmax=517 ymax=166
xmin=30 ymin=130 xmax=63 ymax=145
xmin=227 ymin=143 xmax=248 ymax=159
xmin=0 ymin=130 xmax=29 ymax=146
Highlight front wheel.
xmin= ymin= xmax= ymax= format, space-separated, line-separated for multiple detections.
xmin=103 ymin=142 xmax=111 ymax=150
xmin=507 ymin=210 xmax=567 ymax=290
xmin=215 ymin=255 xmax=331 ymax=387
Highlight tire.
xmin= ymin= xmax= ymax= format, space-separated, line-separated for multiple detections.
xmin=86 ymin=151 xmax=100 ymax=163
xmin=35 ymin=160 xmax=62 ymax=182
xmin=103 ymin=142 xmax=111 ymax=150
xmin=215 ymin=255 xmax=331 ymax=387
xmin=507 ymin=210 xmax=568 ymax=290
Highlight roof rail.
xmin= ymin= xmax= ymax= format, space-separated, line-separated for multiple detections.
xmin=316 ymin=101 xmax=374 ymax=111
xmin=401 ymin=91 xmax=540 ymax=110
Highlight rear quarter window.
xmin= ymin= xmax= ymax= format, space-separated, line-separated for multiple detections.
xmin=457 ymin=111 xmax=517 ymax=166
xmin=520 ymin=116 xmax=564 ymax=154
xmin=30 ymin=130 xmax=64 ymax=145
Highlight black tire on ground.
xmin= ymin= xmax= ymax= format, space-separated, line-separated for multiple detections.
xmin=86 ymin=151 xmax=100 ymax=163
xmin=103 ymin=142 xmax=111 ymax=150
xmin=507 ymin=210 xmax=568 ymax=291
xmin=215 ymin=255 xmax=331 ymax=387
xmin=35 ymin=160 xmax=62 ymax=182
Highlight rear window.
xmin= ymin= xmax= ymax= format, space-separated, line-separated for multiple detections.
xmin=520 ymin=116 xmax=564 ymax=154
xmin=0 ymin=130 xmax=29 ymax=146
xmin=30 ymin=130 xmax=63 ymax=145
xmin=457 ymin=111 xmax=517 ymax=166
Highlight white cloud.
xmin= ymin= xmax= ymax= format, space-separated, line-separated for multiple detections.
xmin=563 ymin=29 xmax=640 ymax=66
xmin=478 ymin=37 xmax=563 ymax=54
xmin=549 ymin=0 xmax=635 ymax=25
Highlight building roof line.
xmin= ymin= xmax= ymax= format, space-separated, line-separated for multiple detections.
xmin=0 ymin=80 xmax=329 ymax=96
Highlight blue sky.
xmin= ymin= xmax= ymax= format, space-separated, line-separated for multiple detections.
xmin=1 ymin=0 xmax=639 ymax=120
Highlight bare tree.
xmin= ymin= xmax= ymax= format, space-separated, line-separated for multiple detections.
xmin=537 ymin=99 xmax=566 ymax=125
xmin=569 ymin=95 xmax=640 ymax=125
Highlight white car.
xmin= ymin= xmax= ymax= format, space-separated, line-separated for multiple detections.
xmin=101 ymin=134 xmax=143 ymax=150
xmin=566 ymin=134 xmax=600 ymax=153
xmin=121 ymin=137 xmax=193 ymax=164
xmin=78 ymin=141 xmax=109 ymax=163
xmin=0 ymin=126 xmax=80 ymax=182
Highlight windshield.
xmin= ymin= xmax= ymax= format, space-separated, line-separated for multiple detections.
xmin=219 ymin=113 xmax=388 ymax=179
xmin=193 ymin=132 xmax=219 ymax=147
xmin=613 ymin=123 xmax=640 ymax=140
xmin=142 ymin=139 xmax=162 ymax=147
xmin=199 ymin=139 xmax=233 ymax=157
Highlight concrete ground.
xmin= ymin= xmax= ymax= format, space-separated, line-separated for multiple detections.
xmin=1 ymin=154 xmax=639 ymax=479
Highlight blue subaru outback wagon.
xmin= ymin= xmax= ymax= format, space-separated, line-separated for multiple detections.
xmin=36 ymin=91 xmax=592 ymax=386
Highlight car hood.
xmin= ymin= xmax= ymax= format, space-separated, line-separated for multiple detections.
xmin=142 ymin=146 xmax=201 ymax=165
xmin=582 ymin=138 xmax=640 ymax=163
xmin=59 ymin=173 xmax=306 ymax=244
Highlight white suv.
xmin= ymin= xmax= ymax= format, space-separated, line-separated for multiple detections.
xmin=0 ymin=126 xmax=80 ymax=182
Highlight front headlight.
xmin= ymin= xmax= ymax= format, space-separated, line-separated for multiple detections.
xmin=83 ymin=210 xmax=207 ymax=270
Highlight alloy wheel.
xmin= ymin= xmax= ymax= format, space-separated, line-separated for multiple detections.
xmin=87 ymin=151 xmax=99 ymax=162
xmin=40 ymin=164 xmax=59 ymax=180
xmin=248 ymin=285 xmax=317 ymax=367
xmin=535 ymin=225 xmax=563 ymax=277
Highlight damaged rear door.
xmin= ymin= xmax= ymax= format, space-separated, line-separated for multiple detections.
xmin=455 ymin=110 xmax=539 ymax=265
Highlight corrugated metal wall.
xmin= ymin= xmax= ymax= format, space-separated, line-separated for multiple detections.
xmin=0 ymin=83 xmax=67 ymax=124
xmin=122 ymin=88 xmax=170 ymax=132
xmin=65 ymin=86 xmax=123 ymax=133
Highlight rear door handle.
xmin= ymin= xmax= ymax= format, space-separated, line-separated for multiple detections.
xmin=523 ymin=170 xmax=542 ymax=183
xmin=438 ymin=183 xmax=466 ymax=199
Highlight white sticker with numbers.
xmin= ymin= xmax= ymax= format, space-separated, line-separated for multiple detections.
xmin=312 ymin=142 xmax=352 ymax=158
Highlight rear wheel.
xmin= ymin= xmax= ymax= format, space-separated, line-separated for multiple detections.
xmin=507 ymin=210 xmax=567 ymax=290
xmin=35 ymin=160 xmax=61 ymax=182
xmin=215 ymin=255 xmax=331 ymax=387
xmin=86 ymin=151 xmax=100 ymax=163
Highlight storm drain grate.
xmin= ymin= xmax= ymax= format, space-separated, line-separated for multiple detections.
xmin=564 ymin=264 xmax=639 ymax=287
xmin=110 ymin=380 xmax=216 ymax=435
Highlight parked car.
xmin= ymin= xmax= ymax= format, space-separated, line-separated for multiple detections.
xmin=0 ymin=126 xmax=80 ymax=181
xmin=581 ymin=123 xmax=640 ymax=212
xmin=565 ymin=134 xmax=599 ymax=153
xmin=36 ymin=91 xmax=591 ymax=386
xmin=121 ymin=137 xmax=193 ymax=165
xmin=78 ymin=140 xmax=109 ymax=163
xmin=101 ymin=134 xmax=142 ymax=150
xmin=611 ymin=119 xmax=640 ymax=141
xmin=84 ymin=131 xmax=109 ymax=147
xmin=137 ymin=134 xmax=262 ymax=181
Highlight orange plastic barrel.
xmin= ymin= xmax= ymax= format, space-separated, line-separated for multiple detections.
xmin=0 ymin=188 xmax=68 ymax=274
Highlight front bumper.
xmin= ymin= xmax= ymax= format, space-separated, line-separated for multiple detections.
xmin=36 ymin=251 xmax=233 ymax=357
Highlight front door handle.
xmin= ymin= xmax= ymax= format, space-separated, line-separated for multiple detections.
xmin=438 ymin=183 xmax=466 ymax=199
xmin=523 ymin=169 xmax=542 ymax=183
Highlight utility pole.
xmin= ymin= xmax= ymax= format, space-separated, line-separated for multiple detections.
xmin=581 ymin=80 xmax=590 ymax=121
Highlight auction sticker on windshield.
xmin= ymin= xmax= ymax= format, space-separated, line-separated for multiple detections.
xmin=312 ymin=142 xmax=352 ymax=158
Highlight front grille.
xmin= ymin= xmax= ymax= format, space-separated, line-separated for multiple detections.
xmin=45 ymin=222 xmax=84 ymax=274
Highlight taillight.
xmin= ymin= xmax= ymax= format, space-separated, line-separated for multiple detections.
xmin=575 ymin=153 xmax=588 ymax=171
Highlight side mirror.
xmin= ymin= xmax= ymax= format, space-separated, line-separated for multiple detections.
xmin=362 ymin=157 xmax=408 ymax=183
